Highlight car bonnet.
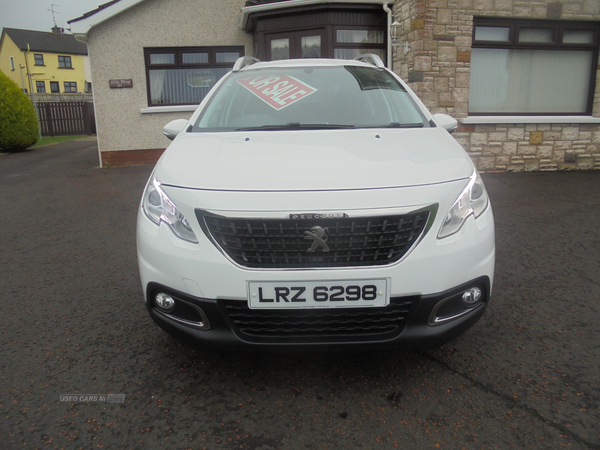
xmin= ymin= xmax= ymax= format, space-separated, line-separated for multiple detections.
xmin=155 ymin=127 xmax=473 ymax=191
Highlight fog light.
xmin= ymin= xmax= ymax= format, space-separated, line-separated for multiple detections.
xmin=155 ymin=293 xmax=175 ymax=312
xmin=462 ymin=287 xmax=482 ymax=306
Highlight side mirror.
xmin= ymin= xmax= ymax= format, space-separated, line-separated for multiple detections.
xmin=163 ymin=119 xmax=189 ymax=141
xmin=432 ymin=113 xmax=458 ymax=134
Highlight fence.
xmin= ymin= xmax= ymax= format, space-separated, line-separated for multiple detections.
xmin=27 ymin=93 xmax=94 ymax=103
xmin=34 ymin=101 xmax=96 ymax=137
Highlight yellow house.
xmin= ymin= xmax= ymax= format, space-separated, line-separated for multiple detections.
xmin=0 ymin=27 xmax=89 ymax=94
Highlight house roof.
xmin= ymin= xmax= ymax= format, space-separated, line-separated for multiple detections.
xmin=68 ymin=0 xmax=123 ymax=25
xmin=68 ymin=0 xmax=147 ymax=40
xmin=241 ymin=0 xmax=394 ymax=30
xmin=2 ymin=28 xmax=88 ymax=55
xmin=68 ymin=0 xmax=394 ymax=37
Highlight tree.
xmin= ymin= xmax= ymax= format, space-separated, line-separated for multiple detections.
xmin=0 ymin=70 xmax=39 ymax=151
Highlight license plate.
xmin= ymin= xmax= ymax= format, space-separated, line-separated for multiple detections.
xmin=247 ymin=279 xmax=389 ymax=309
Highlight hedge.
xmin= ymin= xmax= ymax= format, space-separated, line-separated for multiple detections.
xmin=0 ymin=70 xmax=38 ymax=151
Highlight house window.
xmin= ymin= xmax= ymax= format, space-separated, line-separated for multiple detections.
xmin=10 ymin=56 xmax=15 ymax=71
xmin=144 ymin=46 xmax=244 ymax=106
xmin=50 ymin=81 xmax=60 ymax=93
xmin=333 ymin=28 xmax=386 ymax=61
xmin=34 ymin=54 xmax=44 ymax=66
xmin=58 ymin=55 xmax=72 ymax=68
xmin=270 ymin=38 xmax=290 ymax=60
xmin=267 ymin=31 xmax=325 ymax=60
xmin=250 ymin=6 xmax=387 ymax=64
xmin=64 ymin=82 xmax=77 ymax=93
xmin=36 ymin=81 xmax=46 ymax=93
xmin=470 ymin=18 xmax=600 ymax=115
xmin=84 ymin=82 xmax=92 ymax=93
xmin=265 ymin=27 xmax=385 ymax=62
xmin=215 ymin=52 xmax=241 ymax=63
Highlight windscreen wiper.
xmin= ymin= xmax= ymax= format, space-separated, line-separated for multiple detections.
xmin=235 ymin=123 xmax=356 ymax=131
xmin=364 ymin=122 xmax=426 ymax=128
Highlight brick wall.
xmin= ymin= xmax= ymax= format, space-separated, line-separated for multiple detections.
xmin=101 ymin=149 xmax=165 ymax=168
xmin=393 ymin=0 xmax=600 ymax=172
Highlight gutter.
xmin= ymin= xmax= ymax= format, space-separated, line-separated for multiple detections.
xmin=73 ymin=34 xmax=88 ymax=45
xmin=26 ymin=43 xmax=42 ymax=140
xmin=382 ymin=2 xmax=392 ymax=69
xmin=25 ymin=43 xmax=32 ymax=93
xmin=68 ymin=0 xmax=147 ymax=40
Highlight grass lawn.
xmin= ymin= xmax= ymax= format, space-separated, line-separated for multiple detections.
xmin=1 ymin=135 xmax=93 ymax=153
xmin=30 ymin=135 xmax=90 ymax=148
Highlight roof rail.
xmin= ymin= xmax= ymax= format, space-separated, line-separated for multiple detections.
xmin=354 ymin=53 xmax=385 ymax=69
xmin=232 ymin=56 xmax=260 ymax=72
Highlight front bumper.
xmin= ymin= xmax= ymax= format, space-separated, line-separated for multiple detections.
xmin=137 ymin=179 xmax=495 ymax=350
xmin=145 ymin=276 xmax=491 ymax=351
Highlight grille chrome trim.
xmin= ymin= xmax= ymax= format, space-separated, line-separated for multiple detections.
xmin=196 ymin=205 xmax=438 ymax=270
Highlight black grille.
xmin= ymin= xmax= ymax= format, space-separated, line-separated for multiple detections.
xmin=199 ymin=211 xmax=431 ymax=268
xmin=221 ymin=298 xmax=415 ymax=342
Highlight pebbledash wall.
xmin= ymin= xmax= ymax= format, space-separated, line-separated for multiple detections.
xmin=394 ymin=0 xmax=600 ymax=172
xmin=79 ymin=0 xmax=251 ymax=168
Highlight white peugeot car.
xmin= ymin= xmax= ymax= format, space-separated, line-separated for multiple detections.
xmin=137 ymin=55 xmax=495 ymax=350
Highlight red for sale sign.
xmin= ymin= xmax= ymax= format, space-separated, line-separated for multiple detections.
xmin=238 ymin=75 xmax=317 ymax=110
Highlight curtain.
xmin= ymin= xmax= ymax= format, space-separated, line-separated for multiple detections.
xmin=469 ymin=48 xmax=593 ymax=113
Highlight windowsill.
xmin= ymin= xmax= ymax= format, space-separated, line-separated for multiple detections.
xmin=140 ymin=105 xmax=198 ymax=114
xmin=460 ymin=115 xmax=600 ymax=124
xmin=58 ymin=67 xmax=74 ymax=69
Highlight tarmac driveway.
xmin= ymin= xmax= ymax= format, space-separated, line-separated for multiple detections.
xmin=1 ymin=138 xmax=598 ymax=449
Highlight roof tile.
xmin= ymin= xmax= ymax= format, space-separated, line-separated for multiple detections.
xmin=2 ymin=28 xmax=88 ymax=55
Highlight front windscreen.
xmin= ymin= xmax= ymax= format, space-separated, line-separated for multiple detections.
xmin=192 ymin=65 xmax=429 ymax=131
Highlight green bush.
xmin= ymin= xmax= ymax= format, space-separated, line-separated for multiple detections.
xmin=0 ymin=70 xmax=39 ymax=151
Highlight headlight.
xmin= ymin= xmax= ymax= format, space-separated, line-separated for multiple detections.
xmin=438 ymin=170 xmax=489 ymax=239
xmin=142 ymin=177 xmax=198 ymax=243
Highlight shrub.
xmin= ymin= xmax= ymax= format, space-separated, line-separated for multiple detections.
xmin=0 ymin=70 xmax=39 ymax=151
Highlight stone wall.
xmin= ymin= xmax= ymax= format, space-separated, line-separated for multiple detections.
xmin=454 ymin=122 xmax=600 ymax=172
xmin=394 ymin=0 xmax=473 ymax=117
xmin=392 ymin=0 xmax=600 ymax=171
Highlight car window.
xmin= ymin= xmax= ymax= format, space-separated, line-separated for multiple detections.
xmin=193 ymin=65 xmax=429 ymax=131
